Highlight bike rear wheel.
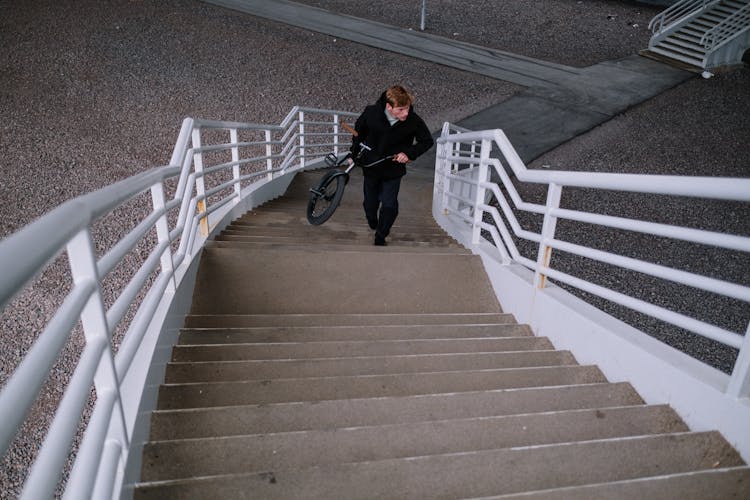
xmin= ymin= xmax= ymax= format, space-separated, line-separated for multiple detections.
xmin=307 ymin=170 xmax=347 ymax=225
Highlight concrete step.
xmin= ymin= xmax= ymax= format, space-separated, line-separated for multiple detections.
xmin=205 ymin=238 xmax=470 ymax=254
xmin=189 ymin=247 xmax=502 ymax=315
xmin=164 ymin=350 xmax=576 ymax=383
xmin=183 ymin=312 xmax=516 ymax=328
xmin=235 ymin=207 xmax=440 ymax=226
xmin=148 ymin=382 xmax=646 ymax=440
xmin=648 ymin=46 xmax=703 ymax=68
xmin=222 ymin=224 xmax=450 ymax=239
xmin=133 ymin=432 xmax=743 ymax=499
xmin=171 ymin=336 xmax=553 ymax=361
xmin=216 ymin=231 xmax=460 ymax=247
xmin=140 ymin=405 xmax=686 ymax=482
xmin=156 ymin=365 xmax=607 ymax=409
xmin=484 ymin=467 xmax=750 ymax=499
xmin=178 ymin=323 xmax=533 ymax=344
xmin=227 ymin=217 xmax=445 ymax=236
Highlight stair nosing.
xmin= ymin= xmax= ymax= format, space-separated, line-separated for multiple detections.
xmin=160 ymin=364 xmax=600 ymax=388
xmin=134 ymin=431 xmax=728 ymax=490
xmin=145 ymin=404 xmax=676 ymax=446
xmin=150 ymin=381 xmax=639 ymax=415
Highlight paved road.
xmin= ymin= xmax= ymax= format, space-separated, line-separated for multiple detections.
xmin=203 ymin=0 xmax=692 ymax=161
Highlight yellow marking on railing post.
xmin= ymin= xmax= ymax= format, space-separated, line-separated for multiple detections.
xmin=537 ymin=246 xmax=553 ymax=289
xmin=534 ymin=183 xmax=562 ymax=290
xmin=197 ymin=200 xmax=208 ymax=236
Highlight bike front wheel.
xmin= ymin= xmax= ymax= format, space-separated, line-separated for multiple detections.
xmin=307 ymin=171 xmax=347 ymax=225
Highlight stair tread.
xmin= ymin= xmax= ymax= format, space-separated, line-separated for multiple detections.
xmin=149 ymin=382 xmax=646 ymax=440
xmin=206 ymin=240 xmax=471 ymax=254
xmin=189 ymin=246 xmax=501 ymax=315
xmin=164 ymin=350 xmax=576 ymax=383
xmin=141 ymin=405 xmax=687 ymax=482
xmin=481 ymin=466 xmax=750 ymax=499
xmin=178 ymin=323 xmax=533 ymax=344
xmin=157 ymin=365 xmax=607 ymax=409
xmin=184 ymin=312 xmax=515 ymax=328
xmin=134 ymin=432 xmax=742 ymax=499
xmin=171 ymin=336 xmax=554 ymax=359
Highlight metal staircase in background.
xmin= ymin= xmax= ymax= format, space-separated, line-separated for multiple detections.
xmin=645 ymin=0 xmax=750 ymax=71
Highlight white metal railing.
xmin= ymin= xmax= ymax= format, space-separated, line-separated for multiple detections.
xmin=648 ymin=0 xmax=718 ymax=34
xmin=433 ymin=123 xmax=750 ymax=399
xmin=701 ymin=2 xmax=750 ymax=50
xmin=0 ymin=106 xmax=356 ymax=499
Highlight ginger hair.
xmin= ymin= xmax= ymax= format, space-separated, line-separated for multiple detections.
xmin=385 ymin=85 xmax=414 ymax=107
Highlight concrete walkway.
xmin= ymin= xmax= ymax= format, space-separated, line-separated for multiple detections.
xmin=202 ymin=0 xmax=693 ymax=161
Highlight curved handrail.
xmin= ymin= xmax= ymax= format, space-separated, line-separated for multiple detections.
xmin=440 ymin=128 xmax=750 ymax=201
xmin=0 ymin=106 xmax=357 ymax=499
xmin=648 ymin=0 xmax=717 ymax=34
xmin=701 ymin=3 xmax=750 ymax=50
xmin=434 ymin=124 xmax=750 ymax=401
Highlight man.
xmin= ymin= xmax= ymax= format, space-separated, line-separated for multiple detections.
xmin=351 ymin=85 xmax=434 ymax=246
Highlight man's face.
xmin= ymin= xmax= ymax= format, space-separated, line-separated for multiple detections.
xmin=386 ymin=103 xmax=410 ymax=121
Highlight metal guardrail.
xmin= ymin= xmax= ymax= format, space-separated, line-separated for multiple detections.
xmin=701 ymin=3 xmax=750 ymax=50
xmin=648 ymin=0 xmax=718 ymax=34
xmin=0 ymin=106 xmax=356 ymax=499
xmin=433 ymin=123 xmax=750 ymax=399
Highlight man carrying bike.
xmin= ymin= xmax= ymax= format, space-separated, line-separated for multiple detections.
xmin=351 ymin=85 xmax=434 ymax=246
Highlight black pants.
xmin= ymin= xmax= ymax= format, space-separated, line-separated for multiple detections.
xmin=363 ymin=175 xmax=401 ymax=239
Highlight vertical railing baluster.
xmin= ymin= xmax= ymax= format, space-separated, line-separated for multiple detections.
xmin=471 ymin=139 xmax=491 ymax=244
xmin=191 ymin=128 xmax=208 ymax=236
xmin=298 ymin=110 xmax=305 ymax=170
xmin=333 ymin=114 xmax=340 ymax=156
xmin=62 ymin=229 xmax=128 ymax=496
xmin=230 ymin=128 xmax=241 ymax=201
xmin=150 ymin=181 xmax=175 ymax=293
xmin=727 ymin=322 xmax=750 ymax=398
xmin=533 ymin=183 xmax=563 ymax=289
xmin=265 ymin=129 xmax=274 ymax=181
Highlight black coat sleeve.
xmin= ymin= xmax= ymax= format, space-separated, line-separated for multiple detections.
xmin=350 ymin=107 xmax=370 ymax=156
xmin=403 ymin=114 xmax=434 ymax=161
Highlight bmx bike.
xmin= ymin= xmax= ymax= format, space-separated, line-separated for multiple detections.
xmin=306 ymin=126 xmax=392 ymax=226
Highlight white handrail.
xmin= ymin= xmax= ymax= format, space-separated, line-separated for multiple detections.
xmin=649 ymin=0 xmax=717 ymax=34
xmin=434 ymin=124 xmax=750 ymax=395
xmin=0 ymin=107 xmax=357 ymax=499
xmin=701 ymin=3 xmax=750 ymax=50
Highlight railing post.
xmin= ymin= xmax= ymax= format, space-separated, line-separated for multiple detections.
xmin=533 ymin=183 xmax=563 ymax=289
xmin=191 ymin=128 xmax=209 ymax=236
xmin=298 ymin=110 xmax=305 ymax=170
xmin=433 ymin=124 xmax=448 ymax=215
xmin=333 ymin=114 xmax=340 ymax=157
xmin=150 ymin=181 xmax=176 ymax=293
xmin=64 ymin=230 xmax=129 ymax=491
xmin=471 ymin=139 xmax=491 ymax=244
xmin=727 ymin=322 xmax=750 ymax=398
xmin=265 ymin=129 xmax=274 ymax=181
xmin=230 ymin=128 xmax=241 ymax=201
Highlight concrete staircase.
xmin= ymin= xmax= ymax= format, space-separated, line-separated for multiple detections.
xmin=134 ymin=165 xmax=750 ymax=498
xmin=646 ymin=0 xmax=750 ymax=70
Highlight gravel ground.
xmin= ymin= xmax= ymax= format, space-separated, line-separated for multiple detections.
xmin=527 ymin=69 xmax=750 ymax=371
xmin=296 ymin=0 xmax=663 ymax=67
xmin=0 ymin=0 xmax=747 ymax=496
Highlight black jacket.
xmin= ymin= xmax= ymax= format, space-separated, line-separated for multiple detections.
xmin=351 ymin=92 xmax=434 ymax=179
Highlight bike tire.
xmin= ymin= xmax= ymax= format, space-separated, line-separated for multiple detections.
xmin=307 ymin=170 xmax=347 ymax=225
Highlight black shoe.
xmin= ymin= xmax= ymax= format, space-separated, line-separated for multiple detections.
xmin=374 ymin=235 xmax=387 ymax=246
xmin=367 ymin=219 xmax=378 ymax=230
